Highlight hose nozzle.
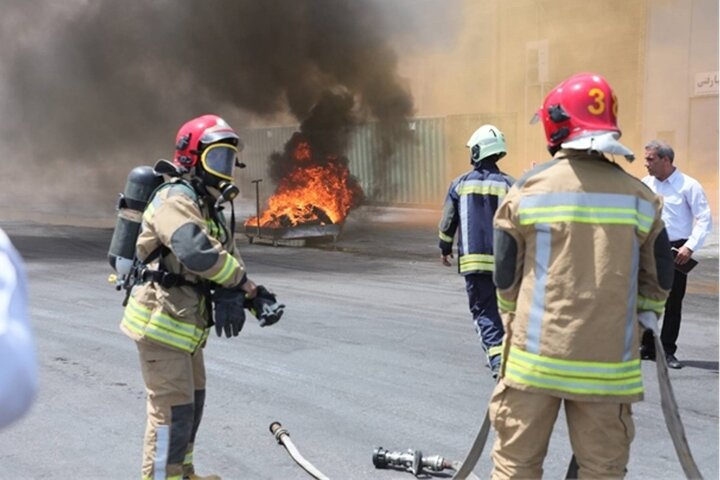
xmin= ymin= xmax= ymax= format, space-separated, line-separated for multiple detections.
xmin=373 ymin=446 xmax=452 ymax=476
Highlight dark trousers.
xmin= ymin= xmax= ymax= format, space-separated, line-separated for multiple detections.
xmin=642 ymin=240 xmax=689 ymax=356
xmin=465 ymin=273 xmax=504 ymax=353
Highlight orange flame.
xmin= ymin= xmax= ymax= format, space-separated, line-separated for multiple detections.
xmin=245 ymin=141 xmax=360 ymax=228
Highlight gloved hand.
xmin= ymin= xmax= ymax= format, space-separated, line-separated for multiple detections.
xmin=212 ymin=287 xmax=246 ymax=337
xmin=244 ymin=285 xmax=285 ymax=327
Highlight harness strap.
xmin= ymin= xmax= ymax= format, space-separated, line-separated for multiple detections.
xmin=140 ymin=269 xmax=201 ymax=289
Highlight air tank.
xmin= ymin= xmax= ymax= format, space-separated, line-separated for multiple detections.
xmin=108 ymin=166 xmax=163 ymax=277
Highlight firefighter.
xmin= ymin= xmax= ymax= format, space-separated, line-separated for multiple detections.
xmin=120 ymin=114 xmax=271 ymax=480
xmin=438 ymin=125 xmax=514 ymax=378
xmin=490 ymin=73 xmax=673 ymax=478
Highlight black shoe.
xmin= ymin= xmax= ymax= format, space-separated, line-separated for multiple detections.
xmin=666 ymin=354 xmax=682 ymax=369
xmin=640 ymin=346 xmax=656 ymax=361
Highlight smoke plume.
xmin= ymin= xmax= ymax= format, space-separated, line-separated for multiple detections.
xmin=0 ymin=0 xmax=414 ymax=216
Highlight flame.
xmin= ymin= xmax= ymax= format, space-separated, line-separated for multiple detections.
xmin=246 ymin=140 xmax=361 ymax=228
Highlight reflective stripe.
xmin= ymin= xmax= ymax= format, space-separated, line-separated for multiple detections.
xmin=637 ymin=296 xmax=665 ymax=314
xmin=456 ymin=179 xmax=509 ymax=197
xmin=208 ymin=254 xmax=239 ymax=284
xmin=460 ymin=193 xmax=469 ymax=254
xmin=143 ymin=201 xmax=156 ymax=223
xmin=488 ymin=344 xmax=503 ymax=357
xmin=438 ymin=231 xmax=453 ymax=243
xmin=459 ymin=253 xmax=494 ymax=273
xmin=154 ymin=425 xmax=169 ymax=480
xmin=184 ymin=449 xmax=193 ymax=466
xmin=518 ymin=192 xmax=655 ymax=233
xmin=496 ymin=293 xmax=516 ymax=312
xmin=121 ymin=297 xmax=206 ymax=353
xmin=206 ymin=218 xmax=221 ymax=239
xmin=527 ymin=226 xmax=551 ymax=354
xmin=505 ymin=345 xmax=643 ymax=396
xmin=623 ymin=236 xmax=640 ymax=361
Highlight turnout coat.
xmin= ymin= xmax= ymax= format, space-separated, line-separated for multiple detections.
xmin=493 ymin=150 xmax=673 ymax=403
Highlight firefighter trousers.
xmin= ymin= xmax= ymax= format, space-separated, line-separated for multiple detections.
xmin=137 ymin=341 xmax=207 ymax=480
xmin=489 ymin=381 xmax=634 ymax=479
xmin=465 ymin=273 xmax=504 ymax=361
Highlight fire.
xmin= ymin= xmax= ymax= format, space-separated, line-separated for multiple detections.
xmin=245 ymin=140 xmax=362 ymax=228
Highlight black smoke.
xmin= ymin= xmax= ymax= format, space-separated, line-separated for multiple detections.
xmin=0 ymin=0 xmax=414 ymax=215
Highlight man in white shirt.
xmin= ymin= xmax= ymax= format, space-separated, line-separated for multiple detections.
xmin=0 ymin=227 xmax=37 ymax=427
xmin=641 ymin=140 xmax=713 ymax=368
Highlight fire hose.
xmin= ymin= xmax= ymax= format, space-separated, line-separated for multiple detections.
xmin=269 ymin=422 xmax=330 ymax=480
xmin=270 ymin=315 xmax=702 ymax=480
xmin=638 ymin=313 xmax=703 ymax=479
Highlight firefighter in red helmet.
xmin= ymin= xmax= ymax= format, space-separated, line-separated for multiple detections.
xmin=489 ymin=73 xmax=673 ymax=478
xmin=120 ymin=114 xmax=283 ymax=480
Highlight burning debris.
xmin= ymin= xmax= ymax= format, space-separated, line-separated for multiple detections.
xmin=245 ymin=91 xmax=364 ymax=243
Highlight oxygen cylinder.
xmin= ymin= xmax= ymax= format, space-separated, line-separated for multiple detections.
xmin=108 ymin=166 xmax=163 ymax=277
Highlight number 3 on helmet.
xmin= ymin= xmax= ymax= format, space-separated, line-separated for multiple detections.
xmin=533 ymin=72 xmax=633 ymax=160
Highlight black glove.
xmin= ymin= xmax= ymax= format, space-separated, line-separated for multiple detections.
xmin=244 ymin=285 xmax=285 ymax=327
xmin=212 ymin=287 xmax=246 ymax=337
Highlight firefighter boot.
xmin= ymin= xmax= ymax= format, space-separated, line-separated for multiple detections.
xmin=183 ymin=473 xmax=221 ymax=480
xmin=183 ymin=462 xmax=220 ymax=480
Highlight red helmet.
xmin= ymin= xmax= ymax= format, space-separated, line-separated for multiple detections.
xmin=535 ymin=72 xmax=633 ymax=159
xmin=173 ymin=114 xmax=243 ymax=182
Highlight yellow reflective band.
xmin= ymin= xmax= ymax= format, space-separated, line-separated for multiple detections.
xmin=459 ymin=262 xmax=494 ymax=273
xmin=439 ymin=231 xmax=453 ymax=243
xmin=149 ymin=310 xmax=198 ymax=338
xmin=121 ymin=297 xmax=152 ymax=332
xmin=505 ymin=346 xmax=643 ymax=396
xmin=496 ymin=293 xmax=516 ymax=312
xmin=488 ymin=344 xmax=503 ymax=357
xmin=637 ymin=296 xmax=666 ymax=314
xmin=460 ymin=253 xmax=494 ymax=264
xmin=122 ymin=297 xmax=204 ymax=353
xmin=208 ymin=254 xmax=239 ymax=284
xmin=460 ymin=254 xmax=494 ymax=273
xmin=519 ymin=205 xmax=653 ymax=233
xmin=142 ymin=201 xmax=156 ymax=223
xmin=183 ymin=450 xmax=194 ymax=466
xmin=457 ymin=185 xmax=508 ymax=197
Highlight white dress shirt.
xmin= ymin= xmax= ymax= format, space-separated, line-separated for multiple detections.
xmin=0 ymin=227 xmax=37 ymax=428
xmin=642 ymin=168 xmax=712 ymax=252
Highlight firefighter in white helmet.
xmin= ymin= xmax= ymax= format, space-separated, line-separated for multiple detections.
xmin=120 ymin=114 xmax=283 ymax=480
xmin=490 ymin=73 xmax=673 ymax=478
xmin=438 ymin=124 xmax=514 ymax=378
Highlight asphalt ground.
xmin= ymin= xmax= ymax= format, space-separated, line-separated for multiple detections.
xmin=0 ymin=207 xmax=717 ymax=480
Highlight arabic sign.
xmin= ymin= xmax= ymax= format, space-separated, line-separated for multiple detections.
xmin=694 ymin=71 xmax=718 ymax=96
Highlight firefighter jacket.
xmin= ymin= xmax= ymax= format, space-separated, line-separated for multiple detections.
xmin=120 ymin=178 xmax=247 ymax=354
xmin=493 ymin=149 xmax=673 ymax=403
xmin=439 ymin=160 xmax=514 ymax=275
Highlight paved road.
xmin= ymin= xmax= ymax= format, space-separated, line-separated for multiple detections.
xmin=0 ymin=209 xmax=717 ymax=479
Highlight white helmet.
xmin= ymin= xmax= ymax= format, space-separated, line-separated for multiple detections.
xmin=466 ymin=124 xmax=507 ymax=164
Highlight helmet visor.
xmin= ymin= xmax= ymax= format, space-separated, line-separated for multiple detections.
xmin=200 ymin=143 xmax=238 ymax=181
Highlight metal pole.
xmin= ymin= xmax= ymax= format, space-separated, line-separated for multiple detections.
xmin=251 ymin=179 xmax=262 ymax=237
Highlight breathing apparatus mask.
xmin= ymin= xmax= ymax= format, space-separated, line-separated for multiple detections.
xmin=196 ymin=141 xmax=246 ymax=208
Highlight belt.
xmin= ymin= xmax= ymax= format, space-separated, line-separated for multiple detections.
xmin=141 ymin=269 xmax=201 ymax=289
xmin=670 ymin=239 xmax=687 ymax=248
